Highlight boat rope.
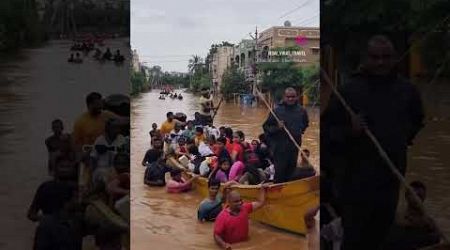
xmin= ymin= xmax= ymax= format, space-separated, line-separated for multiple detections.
xmin=254 ymin=87 xmax=315 ymax=169
xmin=321 ymin=68 xmax=449 ymax=243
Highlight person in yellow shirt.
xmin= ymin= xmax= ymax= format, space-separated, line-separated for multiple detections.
xmin=194 ymin=126 xmax=206 ymax=146
xmin=160 ymin=112 xmax=176 ymax=136
xmin=72 ymin=92 xmax=118 ymax=150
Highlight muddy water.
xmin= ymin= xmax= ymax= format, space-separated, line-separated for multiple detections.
xmin=403 ymin=80 xmax=450 ymax=237
xmin=131 ymin=90 xmax=319 ymax=250
xmin=0 ymin=39 xmax=129 ymax=249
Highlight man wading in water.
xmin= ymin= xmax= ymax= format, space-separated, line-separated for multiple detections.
xmin=263 ymin=87 xmax=309 ymax=183
xmin=198 ymin=88 xmax=218 ymax=126
xmin=322 ymin=35 xmax=425 ymax=249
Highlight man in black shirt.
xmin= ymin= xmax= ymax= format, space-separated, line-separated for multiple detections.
xmin=263 ymin=87 xmax=309 ymax=183
xmin=322 ymin=35 xmax=425 ymax=249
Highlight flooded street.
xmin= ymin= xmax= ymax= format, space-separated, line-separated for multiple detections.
xmin=0 ymin=39 xmax=129 ymax=249
xmin=403 ymin=80 xmax=450 ymax=237
xmin=130 ymin=90 xmax=319 ymax=250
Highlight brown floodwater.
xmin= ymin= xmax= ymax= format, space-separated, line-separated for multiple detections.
xmin=130 ymin=89 xmax=320 ymax=250
xmin=403 ymin=80 xmax=450 ymax=238
xmin=0 ymin=39 xmax=129 ymax=249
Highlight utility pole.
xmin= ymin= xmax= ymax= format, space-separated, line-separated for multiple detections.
xmin=249 ymin=26 xmax=258 ymax=96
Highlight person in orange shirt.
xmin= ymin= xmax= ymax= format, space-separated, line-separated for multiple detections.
xmin=72 ymin=92 xmax=124 ymax=151
xmin=160 ymin=112 xmax=177 ymax=136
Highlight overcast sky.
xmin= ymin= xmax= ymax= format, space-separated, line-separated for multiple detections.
xmin=131 ymin=0 xmax=319 ymax=72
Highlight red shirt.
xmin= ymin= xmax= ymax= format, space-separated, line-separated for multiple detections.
xmin=225 ymin=138 xmax=234 ymax=154
xmin=214 ymin=202 xmax=253 ymax=244
xmin=231 ymin=143 xmax=244 ymax=162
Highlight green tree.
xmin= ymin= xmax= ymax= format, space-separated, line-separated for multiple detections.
xmin=301 ymin=65 xmax=320 ymax=104
xmin=191 ymin=73 xmax=211 ymax=93
xmin=259 ymin=62 xmax=304 ymax=101
xmin=131 ymin=71 xmax=148 ymax=95
xmin=220 ymin=65 xmax=247 ymax=99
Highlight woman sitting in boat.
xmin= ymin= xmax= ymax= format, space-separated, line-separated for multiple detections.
xmin=229 ymin=131 xmax=246 ymax=163
xmin=238 ymin=152 xmax=267 ymax=185
xmin=213 ymin=137 xmax=232 ymax=163
xmin=165 ymin=168 xmax=198 ymax=193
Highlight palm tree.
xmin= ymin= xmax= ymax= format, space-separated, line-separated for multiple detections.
xmin=188 ymin=55 xmax=203 ymax=74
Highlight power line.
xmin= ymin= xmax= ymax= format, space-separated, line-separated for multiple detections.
xmin=294 ymin=13 xmax=319 ymax=27
xmin=279 ymin=0 xmax=315 ymax=19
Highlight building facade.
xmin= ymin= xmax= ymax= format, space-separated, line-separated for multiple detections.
xmin=210 ymin=46 xmax=234 ymax=93
xmin=257 ymin=26 xmax=320 ymax=66
xmin=233 ymin=39 xmax=256 ymax=82
xmin=132 ymin=49 xmax=140 ymax=72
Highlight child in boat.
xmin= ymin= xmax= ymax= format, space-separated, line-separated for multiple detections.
xmin=197 ymin=179 xmax=229 ymax=222
xmin=211 ymin=158 xmax=244 ymax=185
xmin=165 ymin=168 xmax=198 ymax=193
xmin=213 ymin=184 xmax=269 ymax=249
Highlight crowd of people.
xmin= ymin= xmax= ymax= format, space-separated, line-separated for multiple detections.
xmin=29 ymin=92 xmax=130 ymax=250
xmin=142 ymin=87 xmax=316 ymax=248
xmin=68 ymin=41 xmax=126 ymax=65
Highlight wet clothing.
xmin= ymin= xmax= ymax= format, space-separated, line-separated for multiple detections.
xmin=29 ymin=180 xmax=75 ymax=216
xmin=166 ymin=177 xmax=192 ymax=193
xmin=321 ymin=72 xmax=424 ymax=250
xmin=160 ymin=120 xmax=176 ymax=135
xmin=144 ymin=162 xmax=170 ymax=186
xmin=263 ymin=102 xmax=309 ymax=183
xmin=33 ymin=214 xmax=80 ymax=250
xmin=142 ymin=149 xmax=162 ymax=166
xmin=214 ymin=202 xmax=253 ymax=244
xmin=198 ymin=195 xmax=223 ymax=221
xmin=72 ymin=111 xmax=116 ymax=148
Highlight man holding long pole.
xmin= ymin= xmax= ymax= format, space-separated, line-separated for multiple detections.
xmin=322 ymin=35 xmax=425 ymax=249
xmin=263 ymin=87 xmax=309 ymax=183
